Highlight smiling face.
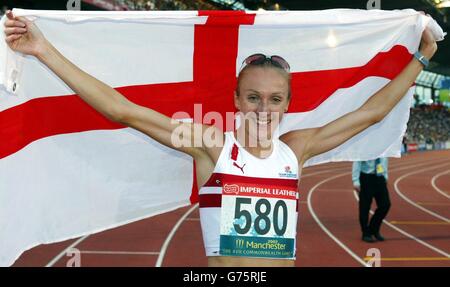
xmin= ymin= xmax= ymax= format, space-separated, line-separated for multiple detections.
xmin=234 ymin=65 xmax=291 ymax=146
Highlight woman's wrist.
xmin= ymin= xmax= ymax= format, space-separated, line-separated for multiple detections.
xmin=36 ymin=40 xmax=54 ymax=63
xmin=419 ymin=43 xmax=437 ymax=60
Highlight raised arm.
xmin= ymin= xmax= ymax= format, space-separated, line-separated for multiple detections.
xmin=4 ymin=11 xmax=220 ymax=157
xmin=283 ymin=25 xmax=437 ymax=165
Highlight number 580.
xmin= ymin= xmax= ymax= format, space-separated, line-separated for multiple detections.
xmin=233 ymin=198 xmax=288 ymax=236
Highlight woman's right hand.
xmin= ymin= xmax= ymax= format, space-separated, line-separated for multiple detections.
xmin=4 ymin=10 xmax=48 ymax=57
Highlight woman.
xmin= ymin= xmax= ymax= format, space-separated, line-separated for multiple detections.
xmin=4 ymin=10 xmax=437 ymax=267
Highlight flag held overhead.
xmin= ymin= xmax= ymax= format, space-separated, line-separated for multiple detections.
xmin=0 ymin=9 xmax=445 ymax=266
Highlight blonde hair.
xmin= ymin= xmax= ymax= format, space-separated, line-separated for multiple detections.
xmin=236 ymin=62 xmax=292 ymax=100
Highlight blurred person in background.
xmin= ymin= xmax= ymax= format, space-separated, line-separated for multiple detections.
xmin=352 ymin=158 xmax=390 ymax=243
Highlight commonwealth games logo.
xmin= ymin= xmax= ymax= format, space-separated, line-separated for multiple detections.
xmin=279 ymin=165 xmax=297 ymax=178
xmin=235 ymin=239 xmax=245 ymax=248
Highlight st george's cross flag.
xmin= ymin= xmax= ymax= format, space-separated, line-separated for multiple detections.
xmin=0 ymin=9 xmax=445 ymax=266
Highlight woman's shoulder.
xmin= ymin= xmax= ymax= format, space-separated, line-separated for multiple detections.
xmin=201 ymin=129 xmax=229 ymax=164
xmin=279 ymin=128 xmax=317 ymax=165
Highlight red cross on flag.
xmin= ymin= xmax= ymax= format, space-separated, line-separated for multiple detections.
xmin=0 ymin=9 xmax=445 ymax=266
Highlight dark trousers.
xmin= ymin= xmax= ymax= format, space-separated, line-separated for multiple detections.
xmin=359 ymin=172 xmax=391 ymax=236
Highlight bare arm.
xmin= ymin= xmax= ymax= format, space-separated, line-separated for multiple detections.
xmin=4 ymin=11 xmax=220 ymax=157
xmin=37 ymin=42 xmax=214 ymax=155
xmin=284 ymin=26 xmax=437 ymax=165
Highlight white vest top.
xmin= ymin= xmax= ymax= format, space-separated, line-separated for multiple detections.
xmin=199 ymin=131 xmax=300 ymax=258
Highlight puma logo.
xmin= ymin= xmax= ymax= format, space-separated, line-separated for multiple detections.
xmin=233 ymin=162 xmax=246 ymax=174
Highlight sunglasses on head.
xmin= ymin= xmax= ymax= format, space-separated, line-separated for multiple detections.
xmin=240 ymin=53 xmax=290 ymax=72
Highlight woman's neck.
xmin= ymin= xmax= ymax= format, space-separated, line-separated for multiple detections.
xmin=234 ymin=129 xmax=273 ymax=159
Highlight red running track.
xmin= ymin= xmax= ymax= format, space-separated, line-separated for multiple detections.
xmin=12 ymin=150 xmax=450 ymax=267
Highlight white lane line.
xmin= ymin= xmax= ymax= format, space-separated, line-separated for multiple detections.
xmin=302 ymin=162 xmax=401 ymax=179
xmin=314 ymin=188 xmax=355 ymax=192
xmin=80 ymin=250 xmax=159 ymax=255
xmin=155 ymin=203 xmax=199 ymax=267
xmin=45 ymin=235 xmax=89 ymax=267
xmin=394 ymin=163 xmax=450 ymax=223
xmin=301 ymin=157 xmax=438 ymax=179
xmin=431 ymin=170 xmax=450 ymax=200
xmin=302 ymin=167 xmax=348 ymax=178
xmin=352 ymin=191 xmax=450 ymax=258
xmin=307 ymin=172 xmax=369 ymax=267
xmin=307 ymin=158 xmax=450 ymax=267
xmin=303 ymin=163 xmax=349 ymax=172
xmin=185 ymin=218 xmax=200 ymax=221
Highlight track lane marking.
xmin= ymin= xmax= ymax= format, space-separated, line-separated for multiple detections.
xmin=80 ymin=250 xmax=160 ymax=255
xmin=363 ymin=256 xmax=450 ymax=261
xmin=389 ymin=221 xmax=450 ymax=225
xmin=431 ymin=170 xmax=450 ymax=200
xmin=155 ymin=203 xmax=199 ymax=267
xmin=46 ymin=235 xmax=89 ymax=267
xmin=394 ymin=163 xmax=450 ymax=223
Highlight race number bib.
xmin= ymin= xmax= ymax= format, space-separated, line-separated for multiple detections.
xmin=219 ymin=181 xmax=298 ymax=259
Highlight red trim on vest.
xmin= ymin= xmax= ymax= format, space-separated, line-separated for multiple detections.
xmin=199 ymin=193 xmax=222 ymax=208
xmin=231 ymin=143 xmax=239 ymax=161
xmin=199 ymin=193 xmax=299 ymax=209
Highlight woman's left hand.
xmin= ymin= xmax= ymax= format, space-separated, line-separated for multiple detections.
xmin=418 ymin=12 xmax=438 ymax=60
xmin=420 ymin=27 xmax=438 ymax=59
